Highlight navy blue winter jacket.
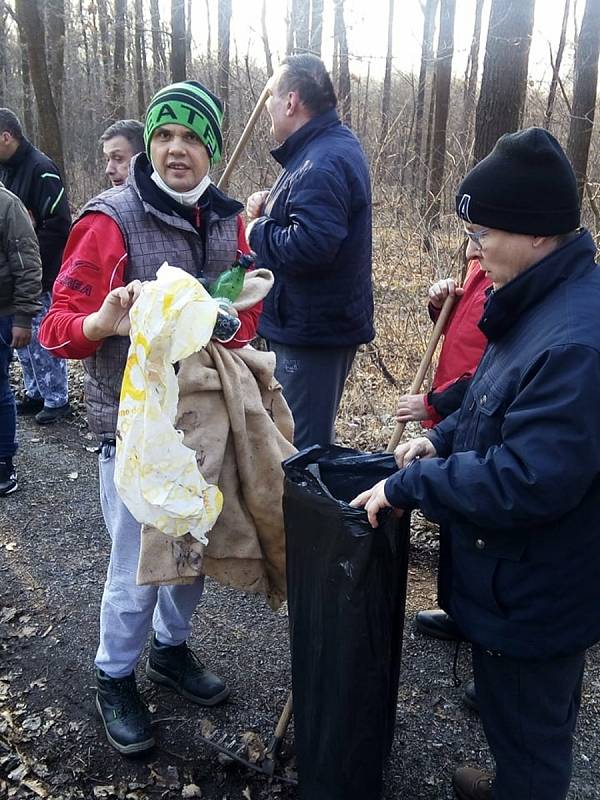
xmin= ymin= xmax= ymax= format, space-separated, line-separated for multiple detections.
xmin=385 ymin=231 xmax=600 ymax=659
xmin=248 ymin=109 xmax=374 ymax=347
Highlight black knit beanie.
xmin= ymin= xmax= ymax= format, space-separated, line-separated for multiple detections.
xmin=456 ymin=127 xmax=580 ymax=235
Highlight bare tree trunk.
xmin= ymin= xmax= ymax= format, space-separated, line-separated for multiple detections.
xmin=170 ymin=0 xmax=186 ymax=82
xmin=46 ymin=0 xmax=65 ymax=118
xmin=14 ymin=0 xmax=65 ymax=176
xmin=186 ymin=0 xmax=193 ymax=72
xmin=150 ymin=0 xmax=168 ymax=92
xmin=545 ymin=0 xmax=571 ymax=129
xmin=204 ymin=0 xmax=214 ymax=89
xmin=286 ymin=0 xmax=294 ymax=55
xmin=261 ymin=0 xmax=273 ymax=77
xmin=218 ymin=0 xmax=232 ymax=145
xmin=135 ymin=0 xmax=146 ymax=118
xmin=111 ymin=0 xmax=126 ymax=120
xmin=0 ymin=1 xmax=8 ymax=106
xmin=96 ymin=0 xmax=111 ymax=87
xmin=380 ymin=0 xmax=395 ymax=145
xmin=427 ymin=0 xmax=455 ymax=226
xmin=360 ymin=60 xmax=371 ymax=141
xmin=473 ymin=0 xmax=536 ymax=163
xmin=291 ymin=0 xmax=310 ymax=52
xmin=333 ymin=0 xmax=351 ymax=127
xmin=413 ymin=0 xmax=438 ymax=185
xmin=567 ymin=0 xmax=600 ymax=202
xmin=18 ymin=22 xmax=34 ymax=135
xmin=310 ymin=0 xmax=324 ymax=55
xmin=462 ymin=0 xmax=484 ymax=142
xmin=422 ymin=67 xmax=436 ymax=199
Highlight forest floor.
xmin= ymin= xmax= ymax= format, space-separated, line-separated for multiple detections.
xmin=1 ymin=368 xmax=600 ymax=800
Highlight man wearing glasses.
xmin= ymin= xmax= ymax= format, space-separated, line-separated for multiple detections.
xmin=352 ymin=128 xmax=599 ymax=800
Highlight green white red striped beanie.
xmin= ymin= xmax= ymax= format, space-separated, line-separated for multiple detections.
xmin=144 ymin=80 xmax=224 ymax=165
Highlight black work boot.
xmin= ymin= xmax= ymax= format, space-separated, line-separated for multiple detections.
xmin=146 ymin=635 xmax=230 ymax=706
xmin=16 ymin=395 xmax=44 ymax=416
xmin=95 ymin=668 xmax=155 ymax=755
xmin=0 ymin=459 xmax=17 ymax=496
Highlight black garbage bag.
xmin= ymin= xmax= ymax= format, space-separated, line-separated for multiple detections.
xmin=283 ymin=445 xmax=410 ymax=800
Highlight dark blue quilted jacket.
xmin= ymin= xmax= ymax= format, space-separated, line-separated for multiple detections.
xmin=249 ymin=109 xmax=374 ymax=347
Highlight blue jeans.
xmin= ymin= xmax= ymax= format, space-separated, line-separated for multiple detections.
xmin=269 ymin=342 xmax=358 ymax=450
xmin=0 ymin=316 xmax=17 ymax=460
xmin=16 ymin=291 xmax=68 ymax=408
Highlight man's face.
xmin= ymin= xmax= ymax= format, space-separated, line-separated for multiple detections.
xmin=266 ymin=69 xmax=295 ymax=144
xmin=464 ymin=225 xmax=545 ymax=290
xmin=0 ymin=131 xmax=17 ymax=162
xmin=103 ymin=135 xmax=137 ymax=187
xmin=149 ymin=123 xmax=210 ymax=192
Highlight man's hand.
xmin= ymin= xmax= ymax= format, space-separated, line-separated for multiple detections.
xmin=429 ymin=278 xmax=464 ymax=309
xmin=83 ymin=280 xmax=143 ymax=341
xmin=396 ymin=393 xmax=428 ymax=422
xmin=394 ymin=436 xmax=437 ymax=469
xmin=11 ymin=326 xmax=31 ymax=348
xmin=350 ymin=478 xmax=402 ymax=529
xmin=246 ymin=190 xmax=269 ymax=220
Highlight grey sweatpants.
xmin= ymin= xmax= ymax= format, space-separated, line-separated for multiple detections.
xmin=270 ymin=342 xmax=357 ymax=451
xmin=95 ymin=445 xmax=205 ymax=678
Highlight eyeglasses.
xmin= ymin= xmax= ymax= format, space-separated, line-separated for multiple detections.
xmin=464 ymin=227 xmax=490 ymax=248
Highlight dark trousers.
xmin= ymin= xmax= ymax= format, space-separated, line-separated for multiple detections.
xmin=269 ymin=342 xmax=357 ymax=450
xmin=472 ymin=644 xmax=585 ymax=800
xmin=0 ymin=316 xmax=16 ymax=460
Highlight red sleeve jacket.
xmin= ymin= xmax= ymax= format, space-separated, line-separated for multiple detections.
xmin=422 ymin=260 xmax=491 ymax=427
xmin=40 ymin=212 xmax=261 ymax=359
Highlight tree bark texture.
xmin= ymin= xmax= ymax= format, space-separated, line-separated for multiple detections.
xmin=544 ymin=0 xmax=571 ymax=128
xmin=135 ymin=0 xmax=146 ymax=117
xmin=261 ymin=0 xmax=273 ymax=76
xmin=310 ymin=0 xmax=324 ymax=55
xmin=218 ymin=0 xmax=232 ymax=145
xmin=291 ymin=0 xmax=310 ymax=53
xmin=334 ymin=0 xmax=351 ymax=127
xmin=150 ymin=0 xmax=168 ymax=92
xmin=413 ymin=0 xmax=438 ymax=184
xmin=462 ymin=0 xmax=484 ymax=142
xmin=46 ymin=0 xmax=65 ymax=118
xmin=427 ymin=0 xmax=455 ymax=225
xmin=380 ymin=0 xmax=395 ymax=145
xmin=170 ymin=0 xmax=186 ymax=82
xmin=96 ymin=0 xmax=111 ymax=88
xmin=14 ymin=0 xmax=65 ymax=177
xmin=473 ymin=0 xmax=536 ymax=163
xmin=111 ymin=0 xmax=126 ymax=120
xmin=567 ymin=0 xmax=600 ymax=202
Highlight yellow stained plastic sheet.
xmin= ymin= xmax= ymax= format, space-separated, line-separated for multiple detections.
xmin=114 ymin=263 xmax=223 ymax=544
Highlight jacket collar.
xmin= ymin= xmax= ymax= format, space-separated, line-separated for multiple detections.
xmin=271 ymin=109 xmax=341 ymax=166
xmin=129 ymin=152 xmax=242 ymax=224
xmin=480 ymin=230 xmax=597 ymax=340
xmin=2 ymin=137 xmax=33 ymax=170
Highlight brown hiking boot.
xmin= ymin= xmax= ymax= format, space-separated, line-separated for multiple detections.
xmin=453 ymin=766 xmax=494 ymax=800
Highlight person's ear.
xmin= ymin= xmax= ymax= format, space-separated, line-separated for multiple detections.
xmin=531 ymin=235 xmax=549 ymax=249
xmin=286 ymin=91 xmax=301 ymax=116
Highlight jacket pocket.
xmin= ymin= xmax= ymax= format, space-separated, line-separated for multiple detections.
xmin=464 ymin=381 xmax=508 ymax=452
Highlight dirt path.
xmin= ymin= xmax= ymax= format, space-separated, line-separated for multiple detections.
xmin=1 ymin=414 xmax=599 ymax=799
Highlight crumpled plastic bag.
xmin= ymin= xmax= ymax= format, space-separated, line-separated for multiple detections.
xmin=114 ymin=262 xmax=223 ymax=544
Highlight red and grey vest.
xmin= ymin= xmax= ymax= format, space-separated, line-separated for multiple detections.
xmin=80 ymin=180 xmax=239 ymax=437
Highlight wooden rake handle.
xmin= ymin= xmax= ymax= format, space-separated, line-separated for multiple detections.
xmin=217 ymin=82 xmax=271 ymax=191
xmin=385 ymin=294 xmax=456 ymax=453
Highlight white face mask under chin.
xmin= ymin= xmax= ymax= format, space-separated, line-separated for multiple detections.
xmin=150 ymin=168 xmax=212 ymax=206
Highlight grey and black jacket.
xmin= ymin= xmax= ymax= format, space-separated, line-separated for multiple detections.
xmin=0 ymin=181 xmax=42 ymax=327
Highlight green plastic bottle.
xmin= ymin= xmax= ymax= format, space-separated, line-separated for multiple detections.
xmin=209 ymin=252 xmax=256 ymax=303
